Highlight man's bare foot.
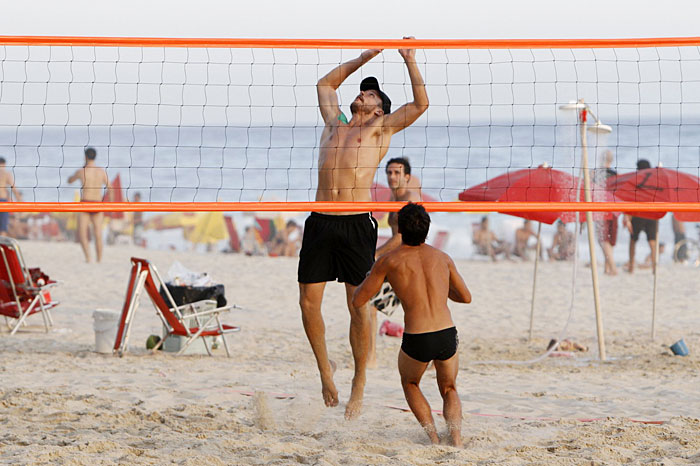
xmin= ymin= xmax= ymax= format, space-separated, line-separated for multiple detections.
xmin=422 ymin=423 xmax=439 ymax=444
xmin=321 ymin=382 xmax=339 ymax=407
xmin=321 ymin=360 xmax=339 ymax=407
xmin=344 ymin=375 xmax=366 ymax=420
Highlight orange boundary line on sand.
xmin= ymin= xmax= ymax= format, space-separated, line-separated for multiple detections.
xmin=3 ymin=201 xmax=700 ymax=213
xmin=1 ymin=36 xmax=699 ymax=49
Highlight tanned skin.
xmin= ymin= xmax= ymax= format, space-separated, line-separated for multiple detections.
xmin=68 ymin=152 xmax=110 ymax=263
xmin=300 ymin=38 xmax=428 ymax=420
xmin=353 ymin=235 xmax=470 ymax=446
xmin=368 ymin=161 xmax=422 ymax=367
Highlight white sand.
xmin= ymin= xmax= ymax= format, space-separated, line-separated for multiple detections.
xmin=1 ymin=240 xmax=700 ymax=465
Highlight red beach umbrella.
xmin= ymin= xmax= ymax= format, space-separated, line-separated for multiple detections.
xmin=459 ymin=166 xmax=615 ymax=224
xmin=103 ymin=174 xmax=125 ymax=219
xmin=607 ymin=168 xmax=700 ymax=221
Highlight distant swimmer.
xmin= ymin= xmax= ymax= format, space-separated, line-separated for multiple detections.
xmin=0 ymin=157 xmax=23 ymax=236
xmin=298 ymin=38 xmax=428 ymax=420
xmin=353 ymin=203 xmax=471 ymax=446
xmin=68 ymin=147 xmax=110 ymax=263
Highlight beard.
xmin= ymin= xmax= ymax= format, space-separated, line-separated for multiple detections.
xmin=350 ymin=101 xmax=360 ymax=114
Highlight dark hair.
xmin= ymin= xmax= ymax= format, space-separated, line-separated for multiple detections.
xmin=286 ymin=220 xmax=297 ymax=228
xmin=0 ymin=157 xmax=5 ymax=165
xmin=385 ymin=157 xmax=411 ymax=176
xmin=636 ymin=159 xmax=651 ymax=170
xmin=481 ymin=216 xmax=488 ymax=223
xmin=398 ymin=202 xmax=430 ymax=246
xmin=84 ymin=147 xmax=97 ymax=160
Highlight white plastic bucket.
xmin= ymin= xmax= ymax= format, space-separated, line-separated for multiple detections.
xmin=93 ymin=309 xmax=120 ymax=354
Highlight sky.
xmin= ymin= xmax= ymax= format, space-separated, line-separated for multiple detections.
xmin=2 ymin=0 xmax=700 ymax=39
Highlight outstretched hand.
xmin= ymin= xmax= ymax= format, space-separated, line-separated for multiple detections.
xmin=362 ymin=49 xmax=383 ymax=61
xmin=398 ymin=36 xmax=416 ymax=61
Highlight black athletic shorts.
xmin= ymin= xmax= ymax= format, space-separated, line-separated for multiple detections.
xmin=401 ymin=327 xmax=459 ymax=363
xmin=631 ymin=216 xmax=658 ymax=241
xmin=297 ymin=212 xmax=378 ymax=286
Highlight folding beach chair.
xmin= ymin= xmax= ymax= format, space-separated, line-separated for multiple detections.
xmin=113 ymin=257 xmax=240 ymax=357
xmin=0 ymin=237 xmax=59 ymax=335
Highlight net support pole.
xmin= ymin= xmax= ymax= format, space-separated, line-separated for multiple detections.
xmin=528 ymin=222 xmax=543 ymax=342
xmin=651 ymin=230 xmax=660 ymax=340
xmin=580 ymin=105 xmax=607 ymax=361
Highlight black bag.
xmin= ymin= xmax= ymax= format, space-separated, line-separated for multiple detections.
xmin=160 ymin=283 xmax=227 ymax=308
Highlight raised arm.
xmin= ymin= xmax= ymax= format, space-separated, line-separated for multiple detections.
xmin=352 ymin=256 xmax=389 ymax=309
xmin=317 ymin=49 xmax=382 ymax=125
xmin=447 ymin=257 xmax=471 ymax=303
xmin=383 ymin=37 xmax=429 ymax=134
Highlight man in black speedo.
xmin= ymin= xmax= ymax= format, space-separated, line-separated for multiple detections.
xmin=352 ymin=203 xmax=472 ymax=447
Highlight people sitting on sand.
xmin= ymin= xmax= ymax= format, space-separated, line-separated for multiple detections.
xmin=548 ymin=220 xmax=575 ymax=261
xmin=513 ymin=219 xmax=538 ymax=261
xmin=7 ymin=213 xmax=29 ymax=240
xmin=547 ymin=338 xmax=588 ymax=352
xmin=241 ymin=226 xmax=267 ymax=256
xmin=268 ymin=220 xmax=302 ymax=257
xmin=473 ymin=216 xmax=511 ymax=261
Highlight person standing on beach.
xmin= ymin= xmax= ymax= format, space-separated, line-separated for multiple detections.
xmin=596 ymin=150 xmax=619 ymax=275
xmin=68 ymin=147 xmax=110 ymax=263
xmin=0 ymin=157 xmax=23 ymax=236
xmin=353 ymin=203 xmax=471 ymax=447
xmin=298 ymin=38 xmax=428 ymax=420
xmin=623 ymin=159 xmax=658 ymax=274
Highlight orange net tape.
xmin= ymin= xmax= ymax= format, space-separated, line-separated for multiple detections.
xmin=2 ymin=201 xmax=700 ymax=213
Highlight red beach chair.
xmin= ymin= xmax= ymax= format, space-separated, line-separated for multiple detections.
xmin=113 ymin=257 xmax=240 ymax=357
xmin=0 ymin=237 xmax=59 ymax=335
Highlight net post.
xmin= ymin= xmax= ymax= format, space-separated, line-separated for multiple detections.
xmin=528 ymin=221 xmax=542 ymax=342
xmin=580 ymin=102 xmax=607 ymax=361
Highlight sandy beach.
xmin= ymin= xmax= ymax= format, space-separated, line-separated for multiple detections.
xmin=1 ymin=239 xmax=700 ymax=465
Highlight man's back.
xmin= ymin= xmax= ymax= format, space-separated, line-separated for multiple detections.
xmin=78 ymin=165 xmax=109 ymax=201
xmin=379 ymin=243 xmax=458 ymax=333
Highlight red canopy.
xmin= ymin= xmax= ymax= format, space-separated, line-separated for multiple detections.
xmin=103 ymin=174 xmax=125 ymax=219
xmin=607 ymin=168 xmax=700 ymax=221
xmin=459 ymin=167 xmax=615 ymax=224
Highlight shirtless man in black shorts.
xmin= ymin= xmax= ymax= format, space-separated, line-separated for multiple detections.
xmin=623 ymin=159 xmax=658 ymax=274
xmin=298 ymin=38 xmax=428 ymax=419
xmin=353 ymin=203 xmax=471 ymax=446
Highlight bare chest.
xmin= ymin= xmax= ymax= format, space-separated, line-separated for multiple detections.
xmin=319 ymin=125 xmax=386 ymax=168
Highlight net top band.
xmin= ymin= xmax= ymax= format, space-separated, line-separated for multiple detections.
xmin=1 ymin=36 xmax=700 ymax=48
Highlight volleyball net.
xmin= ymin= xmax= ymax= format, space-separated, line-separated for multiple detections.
xmin=1 ymin=36 xmax=700 ymax=213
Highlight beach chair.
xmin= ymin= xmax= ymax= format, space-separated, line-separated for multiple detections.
xmin=113 ymin=257 xmax=240 ymax=357
xmin=0 ymin=237 xmax=59 ymax=335
xmin=224 ymin=216 xmax=241 ymax=253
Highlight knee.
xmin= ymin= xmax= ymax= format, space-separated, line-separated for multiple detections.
xmin=439 ymin=383 xmax=457 ymax=398
xmin=400 ymin=376 xmax=420 ymax=390
xmin=349 ymin=302 xmax=369 ymax=321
